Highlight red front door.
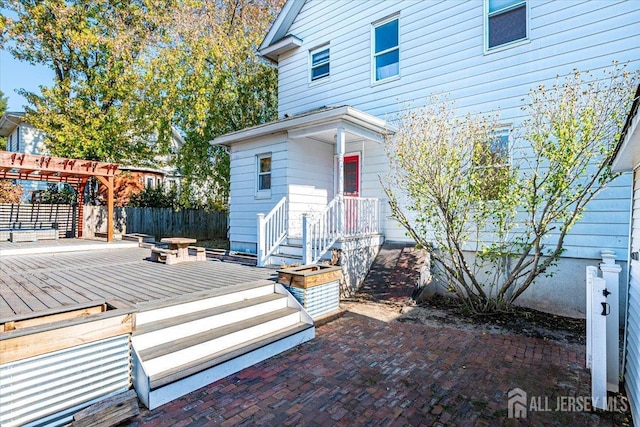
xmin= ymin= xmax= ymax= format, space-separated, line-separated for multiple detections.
xmin=343 ymin=155 xmax=359 ymax=196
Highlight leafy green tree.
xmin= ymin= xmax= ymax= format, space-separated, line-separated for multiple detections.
xmin=384 ymin=65 xmax=637 ymax=313
xmin=0 ymin=89 xmax=7 ymax=115
xmin=0 ymin=0 xmax=177 ymax=162
xmin=1 ymin=0 xmax=282 ymax=207
xmin=146 ymin=0 xmax=281 ymax=208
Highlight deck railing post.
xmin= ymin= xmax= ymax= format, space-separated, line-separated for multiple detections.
xmin=302 ymin=213 xmax=311 ymax=264
xmin=257 ymin=213 xmax=265 ymax=267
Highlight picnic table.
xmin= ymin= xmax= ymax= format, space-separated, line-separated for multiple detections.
xmin=150 ymin=237 xmax=206 ymax=264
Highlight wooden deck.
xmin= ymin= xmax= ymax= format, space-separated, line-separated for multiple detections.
xmin=0 ymin=245 xmax=275 ymax=318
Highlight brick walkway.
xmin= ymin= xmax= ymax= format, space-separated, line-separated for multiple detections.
xmin=127 ymin=311 xmax=627 ymax=426
xmin=358 ymin=243 xmax=426 ymax=302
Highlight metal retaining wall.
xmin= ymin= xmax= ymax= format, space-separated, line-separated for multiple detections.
xmin=0 ymin=335 xmax=131 ymax=427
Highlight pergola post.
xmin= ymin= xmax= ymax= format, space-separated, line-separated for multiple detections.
xmin=76 ymin=180 xmax=87 ymax=238
xmin=96 ymin=175 xmax=116 ymax=243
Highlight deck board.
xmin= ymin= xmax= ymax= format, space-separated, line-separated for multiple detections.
xmin=1 ymin=245 xmax=274 ymax=317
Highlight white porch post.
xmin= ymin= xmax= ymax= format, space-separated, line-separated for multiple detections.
xmin=600 ymin=250 xmax=621 ymax=393
xmin=336 ymin=127 xmax=346 ymax=235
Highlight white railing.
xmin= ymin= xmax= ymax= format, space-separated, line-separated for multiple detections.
xmin=302 ymin=196 xmax=381 ymax=264
xmin=257 ymin=197 xmax=287 ymax=267
xmin=343 ymin=196 xmax=381 ymax=237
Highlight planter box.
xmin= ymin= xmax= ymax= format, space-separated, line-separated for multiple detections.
xmin=277 ymin=264 xmax=342 ymax=289
xmin=277 ymin=264 xmax=342 ymax=319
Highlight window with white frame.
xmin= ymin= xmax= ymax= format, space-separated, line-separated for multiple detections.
xmin=146 ymin=177 xmax=154 ymax=188
xmin=257 ymin=153 xmax=272 ymax=193
xmin=486 ymin=0 xmax=527 ymax=50
xmin=372 ymin=15 xmax=399 ymax=82
xmin=472 ymin=128 xmax=510 ymax=200
xmin=310 ymin=46 xmax=330 ymax=82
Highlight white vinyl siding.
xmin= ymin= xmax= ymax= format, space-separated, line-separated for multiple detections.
xmin=277 ymin=0 xmax=639 ymax=259
xmin=626 ymin=168 xmax=640 ymax=426
xmin=228 ymin=136 xmax=288 ymax=253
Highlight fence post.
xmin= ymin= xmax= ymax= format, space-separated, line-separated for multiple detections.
xmin=302 ymin=213 xmax=311 ymax=265
xmin=586 ymin=265 xmax=598 ymax=369
xmin=257 ymin=213 xmax=265 ymax=267
xmin=591 ymin=274 xmax=609 ymax=410
xmin=600 ymin=250 xmax=621 ymax=393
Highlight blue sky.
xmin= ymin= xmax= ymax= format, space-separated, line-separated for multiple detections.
xmin=0 ymin=50 xmax=53 ymax=112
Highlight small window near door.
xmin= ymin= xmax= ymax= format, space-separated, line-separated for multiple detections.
xmin=257 ymin=153 xmax=272 ymax=195
xmin=310 ymin=46 xmax=330 ymax=82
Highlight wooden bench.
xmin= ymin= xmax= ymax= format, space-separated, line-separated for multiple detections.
xmin=10 ymin=230 xmax=38 ymax=242
xmin=188 ymin=246 xmax=207 ymax=262
xmin=1 ymin=221 xmax=59 ymax=242
xmin=150 ymin=247 xmax=179 ymax=265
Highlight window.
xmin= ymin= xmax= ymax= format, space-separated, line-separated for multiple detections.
xmin=146 ymin=177 xmax=154 ymax=188
xmin=310 ymin=46 xmax=330 ymax=82
xmin=486 ymin=0 xmax=527 ymax=50
xmin=257 ymin=153 xmax=271 ymax=193
xmin=372 ymin=15 xmax=399 ymax=82
xmin=472 ymin=129 xmax=510 ymax=199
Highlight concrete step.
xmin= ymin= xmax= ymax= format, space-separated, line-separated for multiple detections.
xmin=132 ymin=281 xmax=314 ymax=410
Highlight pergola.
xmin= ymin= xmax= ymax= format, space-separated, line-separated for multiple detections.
xmin=0 ymin=150 xmax=120 ymax=242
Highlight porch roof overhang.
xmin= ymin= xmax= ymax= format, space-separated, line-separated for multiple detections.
xmin=612 ymin=85 xmax=640 ymax=172
xmin=211 ymin=106 xmax=395 ymax=147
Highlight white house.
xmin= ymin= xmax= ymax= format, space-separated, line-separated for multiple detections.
xmin=212 ymin=0 xmax=640 ymax=314
xmin=611 ymin=85 xmax=640 ymax=427
xmin=0 ymin=112 xmax=50 ymax=198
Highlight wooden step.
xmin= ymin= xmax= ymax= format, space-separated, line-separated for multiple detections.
xmin=135 ymin=280 xmax=275 ymax=326
xmin=132 ymin=294 xmax=288 ymax=350
xmin=150 ymin=322 xmax=312 ymax=389
xmin=139 ymin=308 xmax=301 ymax=374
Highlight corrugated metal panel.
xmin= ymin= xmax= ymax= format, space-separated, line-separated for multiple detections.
xmin=0 ymin=334 xmax=131 ymax=427
xmin=287 ymin=281 xmax=340 ymax=319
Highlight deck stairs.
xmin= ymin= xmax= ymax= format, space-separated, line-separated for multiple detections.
xmin=265 ymin=237 xmax=336 ymax=267
xmin=131 ymin=280 xmax=314 ymax=409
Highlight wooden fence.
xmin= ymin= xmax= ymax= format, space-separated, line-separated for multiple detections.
xmin=0 ymin=203 xmax=77 ymax=238
xmin=84 ymin=206 xmax=228 ymax=240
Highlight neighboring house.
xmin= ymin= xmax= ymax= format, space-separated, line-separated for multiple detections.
xmin=211 ymin=0 xmax=640 ymax=314
xmin=611 ymin=85 xmax=640 ymax=427
xmin=0 ymin=112 xmax=50 ymax=198
xmin=0 ymin=112 xmax=183 ymax=203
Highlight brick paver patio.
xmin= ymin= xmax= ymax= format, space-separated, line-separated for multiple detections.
xmin=127 ymin=310 xmax=628 ymax=426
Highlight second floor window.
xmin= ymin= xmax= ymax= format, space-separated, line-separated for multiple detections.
xmin=372 ymin=16 xmax=399 ymax=82
xmin=310 ymin=47 xmax=330 ymax=82
xmin=486 ymin=0 xmax=527 ymax=50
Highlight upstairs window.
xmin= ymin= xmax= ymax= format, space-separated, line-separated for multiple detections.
xmin=372 ymin=15 xmax=399 ymax=82
xmin=257 ymin=153 xmax=272 ymax=193
xmin=310 ymin=46 xmax=330 ymax=82
xmin=486 ymin=0 xmax=527 ymax=50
